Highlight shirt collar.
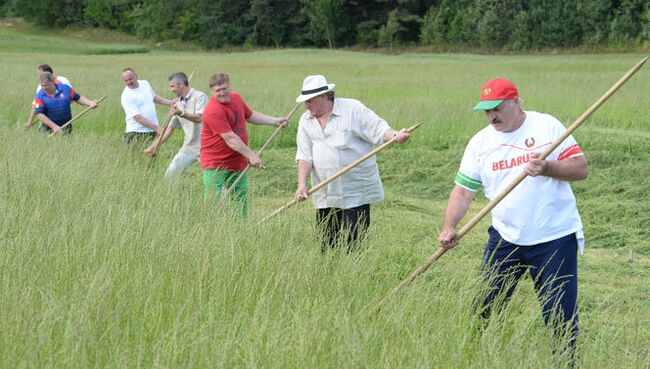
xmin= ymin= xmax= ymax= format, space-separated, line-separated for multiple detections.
xmin=180 ymin=88 xmax=194 ymax=102
xmin=331 ymin=98 xmax=341 ymax=117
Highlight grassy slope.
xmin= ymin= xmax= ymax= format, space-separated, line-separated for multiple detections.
xmin=0 ymin=24 xmax=649 ymax=368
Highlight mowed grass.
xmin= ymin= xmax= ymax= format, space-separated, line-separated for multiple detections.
xmin=1 ymin=26 xmax=650 ymax=368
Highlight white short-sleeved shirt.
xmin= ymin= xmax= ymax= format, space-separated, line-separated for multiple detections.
xmin=36 ymin=75 xmax=71 ymax=93
xmin=170 ymin=88 xmax=208 ymax=157
xmin=455 ymin=111 xmax=585 ymax=247
xmin=120 ymin=80 xmax=158 ymax=133
xmin=295 ymin=98 xmax=390 ymax=209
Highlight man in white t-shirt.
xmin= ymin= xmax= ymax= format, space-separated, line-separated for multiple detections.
xmin=437 ymin=78 xmax=587 ymax=361
xmin=143 ymin=72 xmax=209 ymax=177
xmin=25 ymin=64 xmax=72 ymax=129
xmin=120 ymin=68 xmax=173 ymax=145
xmin=294 ymin=75 xmax=410 ymax=251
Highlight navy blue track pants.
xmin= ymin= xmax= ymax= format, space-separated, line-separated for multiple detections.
xmin=477 ymin=226 xmax=579 ymax=345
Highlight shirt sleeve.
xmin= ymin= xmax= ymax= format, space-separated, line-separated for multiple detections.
xmin=354 ymin=102 xmax=390 ymax=144
xmin=194 ymin=93 xmax=208 ymax=115
xmin=70 ymin=87 xmax=80 ymax=102
xmin=295 ymin=117 xmax=313 ymax=163
xmin=548 ymin=117 xmax=583 ymax=161
xmin=147 ymin=81 xmax=157 ymax=101
xmin=57 ymin=76 xmax=71 ymax=87
xmin=121 ymin=93 xmax=140 ymax=119
xmin=33 ymin=95 xmax=46 ymax=115
xmin=242 ymin=99 xmax=253 ymax=120
xmin=170 ymin=115 xmax=181 ymax=129
xmin=455 ymin=138 xmax=482 ymax=192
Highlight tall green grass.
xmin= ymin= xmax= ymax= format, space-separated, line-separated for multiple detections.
xmin=1 ymin=29 xmax=649 ymax=368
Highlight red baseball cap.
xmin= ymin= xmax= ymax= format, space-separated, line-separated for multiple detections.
xmin=473 ymin=78 xmax=519 ymax=110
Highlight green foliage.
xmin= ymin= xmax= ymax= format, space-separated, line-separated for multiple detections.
xmin=475 ymin=0 xmax=522 ymax=50
xmin=378 ymin=10 xmax=404 ymax=49
xmin=447 ymin=2 xmax=478 ymax=45
xmin=421 ymin=0 xmax=478 ymax=46
xmin=536 ymin=0 xmax=581 ymax=48
xmin=576 ymin=0 xmax=612 ymax=46
xmin=351 ymin=0 xmax=394 ymax=47
xmin=191 ymin=0 xmax=252 ymax=48
xmin=608 ymin=0 xmax=647 ymax=45
xmin=355 ymin=20 xmax=381 ymax=47
xmin=246 ymin=0 xmax=301 ymax=47
xmin=507 ymin=10 xmax=532 ymax=51
xmin=420 ymin=3 xmax=446 ymax=45
xmin=377 ymin=7 xmax=422 ymax=48
xmin=0 ymin=0 xmax=21 ymax=16
xmin=127 ymin=0 xmax=168 ymax=41
xmin=421 ymin=0 xmax=649 ymax=51
xmin=301 ymin=0 xmax=348 ymax=48
xmin=5 ymin=0 xmax=650 ymax=50
xmin=17 ymin=0 xmax=88 ymax=27
xmin=84 ymin=0 xmax=139 ymax=31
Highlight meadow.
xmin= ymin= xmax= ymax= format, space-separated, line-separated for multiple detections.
xmin=1 ymin=24 xmax=649 ymax=368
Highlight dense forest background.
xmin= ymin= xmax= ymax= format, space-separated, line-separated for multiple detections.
xmin=1 ymin=0 xmax=649 ymax=51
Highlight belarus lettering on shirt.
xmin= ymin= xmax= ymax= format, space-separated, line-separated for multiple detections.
xmin=492 ymin=153 xmax=531 ymax=171
xmin=490 ymin=143 xmax=582 ymax=172
xmin=455 ymin=111 xmax=584 ymax=195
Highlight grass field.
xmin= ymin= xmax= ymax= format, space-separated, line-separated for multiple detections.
xmin=1 ymin=23 xmax=649 ymax=368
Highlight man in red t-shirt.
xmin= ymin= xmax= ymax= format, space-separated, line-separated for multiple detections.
xmin=201 ymin=73 xmax=287 ymax=215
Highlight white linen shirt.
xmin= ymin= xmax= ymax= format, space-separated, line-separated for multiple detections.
xmin=120 ymin=80 xmax=158 ymax=133
xmin=295 ymin=98 xmax=390 ymax=209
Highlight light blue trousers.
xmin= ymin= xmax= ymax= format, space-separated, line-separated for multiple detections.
xmin=165 ymin=151 xmax=198 ymax=177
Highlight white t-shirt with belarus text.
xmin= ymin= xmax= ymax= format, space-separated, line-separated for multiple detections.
xmin=455 ymin=111 xmax=585 ymax=248
xmin=120 ymin=80 xmax=159 ymax=133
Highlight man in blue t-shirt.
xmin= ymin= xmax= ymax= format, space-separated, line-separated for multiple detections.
xmin=32 ymin=72 xmax=98 ymax=134
xmin=24 ymin=64 xmax=72 ymax=130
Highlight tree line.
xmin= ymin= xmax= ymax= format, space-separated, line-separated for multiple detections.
xmin=1 ymin=0 xmax=649 ymax=51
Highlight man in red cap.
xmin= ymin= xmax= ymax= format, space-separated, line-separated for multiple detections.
xmin=437 ymin=78 xmax=588 ymax=360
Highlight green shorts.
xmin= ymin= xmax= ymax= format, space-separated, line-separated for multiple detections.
xmin=203 ymin=169 xmax=248 ymax=216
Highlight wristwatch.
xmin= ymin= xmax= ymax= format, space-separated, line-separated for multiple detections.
xmin=180 ymin=110 xmax=186 ymax=117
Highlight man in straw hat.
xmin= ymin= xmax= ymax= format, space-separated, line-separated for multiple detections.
xmin=438 ymin=78 xmax=588 ymax=360
xmin=201 ymin=72 xmax=287 ymax=216
xmin=294 ymin=75 xmax=410 ymax=252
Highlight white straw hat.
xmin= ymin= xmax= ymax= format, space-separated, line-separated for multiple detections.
xmin=296 ymin=75 xmax=335 ymax=102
